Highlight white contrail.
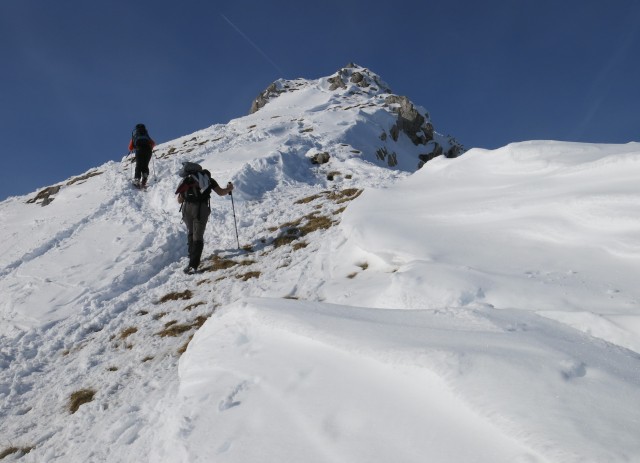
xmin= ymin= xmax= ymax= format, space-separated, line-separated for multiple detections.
xmin=221 ymin=14 xmax=284 ymax=75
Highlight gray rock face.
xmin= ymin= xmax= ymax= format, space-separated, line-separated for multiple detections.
xmin=328 ymin=74 xmax=347 ymax=91
xmin=250 ymin=82 xmax=281 ymax=114
xmin=385 ymin=95 xmax=432 ymax=146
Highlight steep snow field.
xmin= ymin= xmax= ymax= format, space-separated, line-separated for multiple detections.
xmin=1 ymin=67 xmax=639 ymax=462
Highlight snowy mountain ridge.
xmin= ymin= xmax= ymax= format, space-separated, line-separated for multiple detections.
xmin=1 ymin=65 xmax=640 ymax=462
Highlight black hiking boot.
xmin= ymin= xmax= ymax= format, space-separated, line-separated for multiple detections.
xmin=183 ymin=265 xmax=200 ymax=275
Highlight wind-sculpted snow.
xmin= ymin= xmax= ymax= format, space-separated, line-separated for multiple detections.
xmin=150 ymin=298 xmax=640 ymax=463
xmin=339 ymin=142 xmax=640 ymax=352
xmin=1 ymin=66 xmax=639 ymax=462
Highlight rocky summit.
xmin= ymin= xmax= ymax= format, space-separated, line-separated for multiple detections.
xmin=250 ymin=63 xmax=464 ymax=166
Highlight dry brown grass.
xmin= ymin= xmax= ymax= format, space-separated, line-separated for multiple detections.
xmin=158 ymin=290 xmax=193 ymax=303
xmin=299 ymin=214 xmax=334 ymax=235
xmin=119 ymin=327 xmax=138 ymax=340
xmin=201 ymin=255 xmax=236 ymax=272
xmin=292 ymin=241 xmax=308 ymax=251
xmin=156 ymin=314 xmax=211 ymax=338
xmin=177 ymin=335 xmax=195 ymax=355
xmin=68 ymin=388 xmax=96 ymax=414
xmin=192 ymin=315 xmax=209 ymax=329
xmin=295 ymin=188 xmax=362 ymax=207
xmin=273 ymin=233 xmax=299 ymax=248
xmin=0 ymin=446 xmax=34 ymax=459
xmin=236 ymin=271 xmax=261 ymax=281
xmin=200 ymin=255 xmax=255 ymax=273
xmin=183 ymin=301 xmax=205 ymax=311
xmin=156 ymin=323 xmax=191 ymax=338
xmin=294 ymin=193 xmax=324 ymax=204
xmin=270 ymin=189 xmax=365 ymax=249
xmin=272 ymin=212 xmax=336 ymax=248
xmin=327 ymin=188 xmax=363 ymax=204
xmin=280 ymin=217 xmax=304 ymax=228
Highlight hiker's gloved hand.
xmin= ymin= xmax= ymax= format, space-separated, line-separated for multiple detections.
xmin=227 ymin=182 xmax=234 ymax=194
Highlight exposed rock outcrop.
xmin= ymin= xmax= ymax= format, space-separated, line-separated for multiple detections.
xmin=27 ymin=185 xmax=60 ymax=206
xmin=248 ymin=63 xmax=465 ymax=168
xmin=250 ymin=82 xmax=282 ymax=114
xmin=385 ymin=95 xmax=433 ymax=146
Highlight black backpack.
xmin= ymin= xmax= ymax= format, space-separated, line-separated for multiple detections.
xmin=176 ymin=162 xmax=213 ymax=203
xmin=132 ymin=124 xmax=151 ymax=149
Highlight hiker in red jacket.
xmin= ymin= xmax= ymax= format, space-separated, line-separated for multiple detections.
xmin=128 ymin=124 xmax=156 ymax=187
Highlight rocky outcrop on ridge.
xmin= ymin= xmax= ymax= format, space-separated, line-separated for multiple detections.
xmin=250 ymin=63 xmax=465 ymax=168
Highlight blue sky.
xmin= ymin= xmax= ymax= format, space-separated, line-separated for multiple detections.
xmin=1 ymin=0 xmax=638 ymax=201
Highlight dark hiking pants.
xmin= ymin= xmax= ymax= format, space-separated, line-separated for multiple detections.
xmin=134 ymin=147 xmax=152 ymax=180
xmin=182 ymin=201 xmax=210 ymax=269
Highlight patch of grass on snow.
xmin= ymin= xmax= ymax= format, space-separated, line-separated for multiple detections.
xmin=158 ymin=290 xmax=193 ymax=303
xmin=183 ymin=301 xmax=205 ymax=311
xmin=272 ymin=210 xmax=338 ymax=248
xmin=327 ymin=188 xmax=362 ymax=204
xmin=119 ymin=327 xmax=138 ymax=339
xmin=200 ymin=255 xmax=255 ymax=273
xmin=0 ymin=446 xmax=34 ymax=460
xmin=177 ymin=335 xmax=194 ymax=355
xmin=156 ymin=314 xmax=211 ymax=338
xmin=294 ymin=193 xmax=324 ymax=204
xmin=156 ymin=324 xmax=191 ymax=338
xmin=236 ymin=271 xmax=261 ymax=281
xmin=292 ymin=241 xmax=308 ymax=251
xmin=68 ymin=389 xmax=96 ymax=414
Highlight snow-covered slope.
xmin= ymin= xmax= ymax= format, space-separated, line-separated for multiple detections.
xmin=1 ymin=65 xmax=639 ymax=463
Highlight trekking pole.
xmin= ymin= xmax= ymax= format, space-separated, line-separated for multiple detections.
xmin=230 ymin=191 xmax=240 ymax=250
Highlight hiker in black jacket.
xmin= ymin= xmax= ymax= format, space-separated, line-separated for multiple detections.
xmin=175 ymin=163 xmax=233 ymax=274
xmin=128 ymin=124 xmax=156 ymax=187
